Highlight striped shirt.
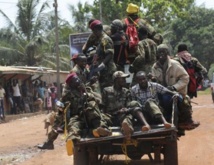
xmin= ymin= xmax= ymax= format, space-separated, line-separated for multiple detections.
xmin=131 ymin=82 xmax=168 ymax=107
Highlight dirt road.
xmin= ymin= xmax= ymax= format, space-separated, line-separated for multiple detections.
xmin=0 ymin=94 xmax=213 ymax=165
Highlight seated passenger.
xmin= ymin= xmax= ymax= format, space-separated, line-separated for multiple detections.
xmin=102 ymin=71 xmax=150 ymax=140
xmin=37 ymin=73 xmax=111 ymax=152
xmin=131 ymin=71 xmax=179 ymax=129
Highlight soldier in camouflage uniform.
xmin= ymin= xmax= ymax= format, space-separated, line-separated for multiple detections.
xmin=129 ymin=26 xmax=157 ymax=75
xmin=38 ymin=73 xmax=110 ymax=150
xmin=110 ymin=19 xmax=130 ymax=71
xmin=89 ymin=19 xmax=117 ymax=91
xmin=102 ymin=71 xmax=150 ymax=140
xmin=70 ymin=53 xmax=88 ymax=83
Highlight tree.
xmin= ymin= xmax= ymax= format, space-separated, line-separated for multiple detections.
xmin=84 ymin=0 xmax=194 ymax=29
xmin=168 ymin=6 xmax=214 ymax=69
xmin=0 ymin=0 xmax=72 ymax=70
xmin=68 ymin=2 xmax=92 ymax=32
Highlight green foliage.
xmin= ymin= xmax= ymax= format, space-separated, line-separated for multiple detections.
xmin=169 ymin=7 xmax=214 ymax=69
xmin=82 ymin=0 xmax=194 ymax=29
xmin=208 ymin=64 xmax=214 ymax=80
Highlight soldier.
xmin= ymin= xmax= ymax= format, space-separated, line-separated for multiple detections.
xmin=131 ymin=71 xmax=173 ymax=129
xmin=129 ymin=25 xmax=157 ymax=75
xmin=37 ymin=73 xmax=111 ymax=150
xmin=174 ymin=43 xmax=207 ymax=98
xmin=89 ymin=19 xmax=117 ymax=91
xmin=122 ymin=3 xmax=158 ymax=60
xmin=110 ymin=19 xmax=130 ymax=71
xmin=151 ymin=44 xmax=200 ymax=135
xmin=102 ymin=71 xmax=150 ymax=140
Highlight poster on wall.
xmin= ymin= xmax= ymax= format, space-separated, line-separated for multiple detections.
xmin=69 ymin=32 xmax=91 ymax=57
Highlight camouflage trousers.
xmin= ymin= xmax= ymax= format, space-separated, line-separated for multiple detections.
xmin=66 ymin=108 xmax=108 ymax=141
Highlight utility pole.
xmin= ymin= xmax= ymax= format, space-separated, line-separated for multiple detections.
xmin=53 ymin=0 xmax=61 ymax=98
xmin=99 ymin=0 xmax=102 ymax=21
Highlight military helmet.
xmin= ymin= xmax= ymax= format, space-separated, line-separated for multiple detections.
xmin=111 ymin=19 xmax=123 ymax=31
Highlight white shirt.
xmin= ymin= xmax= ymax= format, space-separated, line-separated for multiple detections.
xmin=0 ymin=88 xmax=5 ymax=98
xmin=12 ymin=84 xmax=21 ymax=97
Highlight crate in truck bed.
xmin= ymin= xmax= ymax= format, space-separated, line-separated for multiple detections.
xmin=73 ymin=124 xmax=178 ymax=165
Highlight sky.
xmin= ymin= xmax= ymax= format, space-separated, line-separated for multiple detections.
xmin=0 ymin=0 xmax=213 ymax=28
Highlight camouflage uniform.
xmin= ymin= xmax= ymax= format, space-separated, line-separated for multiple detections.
xmin=96 ymin=33 xmax=117 ymax=90
xmin=46 ymin=84 xmax=107 ymax=142
xmin=82 ymin=25 xmax=111 ymax=54
xmin=102 ymin=86 xmax=139 ymax=129
xmin=63 ymin=86 xmax=108 ymax=141
xmin=131 ymin=38 xmax=157 ymax=74
xmin=71 ymin=64 xmax=88 ymax=83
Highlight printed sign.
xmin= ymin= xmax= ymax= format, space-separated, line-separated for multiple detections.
xmin=69 ymin=32 xmax=91 ymax=57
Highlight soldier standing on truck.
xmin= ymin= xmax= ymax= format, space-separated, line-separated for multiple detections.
xmin=89 ymin=19 xmax=117 ymax=91
xmin=122 ymin=3 xmax=157 ymax=62
xmin=151 ymin=44 xmax=200 ymax=136
xmin=131 ymin=71 xmax=174 ymax=129
xmin=110 ymin=19 xmax=130 ymax=71
xmin=37 ymin=73 xmax=111 ymax=150
xmin=129 ymin=25 xmax=157 ymax=75
xmin=102 ymin=71 xmax=150 ymax=140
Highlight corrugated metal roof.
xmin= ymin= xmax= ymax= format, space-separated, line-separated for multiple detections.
xmin=0 ymin=66 xmax=47 ymax=75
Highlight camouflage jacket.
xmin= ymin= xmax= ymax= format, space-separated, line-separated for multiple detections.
xmin=61 ymin=85 xmax=99 ymax=116
xmin=131 ymin=38 xmax=157 ymax=74
xmin=70 ymin=64 xmax=88 ymax=83
xmin=102 ymin=86 xmax=132 ymax=114
xmin=96 ymin=33 xmax=116 ymax=73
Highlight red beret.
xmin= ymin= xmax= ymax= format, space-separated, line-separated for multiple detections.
xmin=70 ymin=54 xmax=78 ymax=61
xmin=89 ymin=20 xmax=102 ymax=30
xmin=65 ymin=72 xmax=77 ymax=84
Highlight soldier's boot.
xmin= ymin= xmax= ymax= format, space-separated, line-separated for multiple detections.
xmin=133 ymin=110 xmax=151 ymax=132
xmin=178 ymin=98 xmax=200 ymax=130
xmin=37 ymin=130 xmax=58 ymax=150
xmin=37 ymin=140 xmax=54 ymax=150
xmin=92 ymin=127 xmax=112 ymax=138
xmin=121 ymin=121 xmax=133 ymax=140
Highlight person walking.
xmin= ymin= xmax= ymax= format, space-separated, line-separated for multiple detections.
xmin=0 ymin=83 xmax=6 ymax=121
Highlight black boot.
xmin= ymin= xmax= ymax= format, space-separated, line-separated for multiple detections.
xmin=37 ymin=140 xmax=54 ymax=150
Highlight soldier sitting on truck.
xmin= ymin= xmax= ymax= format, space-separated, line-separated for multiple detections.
xmin=131 ymin=71 xmax=180 ymax=129
xmin=102 ymin=71 xmax=150 ymax=140
xmin=37 ymin=73 xmax=111 ymax=150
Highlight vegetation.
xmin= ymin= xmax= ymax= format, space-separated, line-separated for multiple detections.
xmin=0 ymin=0 xmax=213 ymax=74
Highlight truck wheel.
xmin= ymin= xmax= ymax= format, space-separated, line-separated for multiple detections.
xmin=73 ymin=146 xmax=88 ymax=165
xmin=164 ymin=139 xmax=178 ymax=165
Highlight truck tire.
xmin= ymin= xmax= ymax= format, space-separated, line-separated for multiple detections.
xmin=73 ymin=146 xmax=88 ymax=165
xmin=164 ymin=138 xmax=178 ymax=165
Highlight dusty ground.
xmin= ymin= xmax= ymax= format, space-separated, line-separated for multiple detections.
xmin=0 ymin=93 xmax=213 ymax=165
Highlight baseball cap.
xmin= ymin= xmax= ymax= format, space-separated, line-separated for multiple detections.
xmin=112 ymin=71 xmax=129 ymax=80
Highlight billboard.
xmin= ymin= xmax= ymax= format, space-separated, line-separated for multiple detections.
xmin=69 ymin=32 xmax=91 ymax=58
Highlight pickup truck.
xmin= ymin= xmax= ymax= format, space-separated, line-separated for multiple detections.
xmin=72 ymin=98 xmax=179 ymax=165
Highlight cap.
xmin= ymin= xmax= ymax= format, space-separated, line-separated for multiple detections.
xmin=112 ymin=71 xmax=129 ymax=81
xmin=89 ymin=20 xmax=102 ymax=30
xmin=65 ymin=72 xmax=77 ymax=84
xmin=126 ymin=3 xmax=139 ymax=14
